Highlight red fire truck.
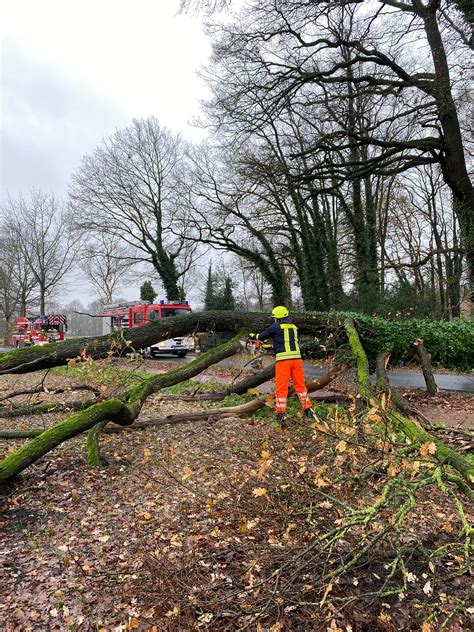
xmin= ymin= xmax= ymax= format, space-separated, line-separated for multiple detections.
xmin=102 ymin=300 xmax=193 ymax=358
xmin=10 ymin=315 xmax=67 ymax=348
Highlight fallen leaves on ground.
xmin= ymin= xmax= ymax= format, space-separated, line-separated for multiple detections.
xmin=0 ymin=367 xmax=472 ymax=630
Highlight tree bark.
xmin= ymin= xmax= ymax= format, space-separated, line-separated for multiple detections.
xmin=86 ymin=420 xmax=108 ymax=467
xmin=375 ymin=351 xmax=413 ymax=416
xmin=413 ymin=340 xmax=439 ymax=395
xmin=422 ymin=9 xmax=474 ymax=304
xmin=344 ymin=318 xmax=371 ymax=401
xmin=0 ymin=399 xmax=97 ymax=418
xmin=0 ymin=384 xmax=98 ymax=403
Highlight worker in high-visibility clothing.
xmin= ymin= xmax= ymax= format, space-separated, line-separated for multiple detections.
xmin=248 ymin=306 xmax=316 ymax=425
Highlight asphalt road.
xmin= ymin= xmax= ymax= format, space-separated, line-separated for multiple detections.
xmin=1 ymin=347 xmax=472 ymax=393
xmin=160 ymin=354 xmax=474 ymax=394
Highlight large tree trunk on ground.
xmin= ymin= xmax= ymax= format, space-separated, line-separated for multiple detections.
xmin=0 ymin=311 xmax=332 ymax=374
xmin=0 ymin=334 xmax=243 ymax=484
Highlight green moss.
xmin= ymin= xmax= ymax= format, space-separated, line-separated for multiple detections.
xmin=0 ymin=343 xmax=60 ymax=366
xmin=0 ymin=398 xmax=133 ymax=484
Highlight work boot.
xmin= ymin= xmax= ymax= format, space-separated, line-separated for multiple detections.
xmin=276 ymin=412 xmax=287 ymax=428
xmin=304 ymin=407 xmax=317 ymax=421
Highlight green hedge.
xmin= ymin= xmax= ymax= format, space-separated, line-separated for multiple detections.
xmin=300 ymin=312 xmax=473 ymax=372
xmin=349 ymin=313 xmax=473 ymax=372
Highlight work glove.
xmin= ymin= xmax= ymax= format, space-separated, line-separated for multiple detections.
xmin=248 ymin=333 xmax=257 ymax=340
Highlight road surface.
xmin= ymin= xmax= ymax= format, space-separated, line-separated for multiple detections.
xmin=0 ymin=347 xmax=472 ymax=393
xmin=157 ymin=354 xmax=474 ymax=394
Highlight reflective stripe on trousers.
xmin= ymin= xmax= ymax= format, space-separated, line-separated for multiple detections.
xmin=275 ymin=359 xmax=312 ymax=413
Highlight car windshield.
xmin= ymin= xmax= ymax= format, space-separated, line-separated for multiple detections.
xmin=161 ymin=308 xmax=190 ymax=317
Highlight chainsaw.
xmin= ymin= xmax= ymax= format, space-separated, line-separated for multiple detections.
xmin=242 ymin=336 xmax=275 ymax=370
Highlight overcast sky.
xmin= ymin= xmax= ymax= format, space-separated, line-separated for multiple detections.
xmin=1 ymin=0 xmax=212 ymax=201
xmin=0 ymin=0 xmax=216 ymax=308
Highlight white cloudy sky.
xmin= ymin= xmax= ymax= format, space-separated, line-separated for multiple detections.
xmin=1 ymin=0 xmax=212 ymax=200
xmin=1 ymin=0 xmax=218 ymax=306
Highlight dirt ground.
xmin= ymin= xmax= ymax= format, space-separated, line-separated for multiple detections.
xmin=0 ymin=367 xmax=472 ymax=631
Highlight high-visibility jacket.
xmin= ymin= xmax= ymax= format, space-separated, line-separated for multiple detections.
xmin=255 ymin=319 xmax=301 ymax=361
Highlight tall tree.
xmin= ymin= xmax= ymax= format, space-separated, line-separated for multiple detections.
xmin=5 ymin=191 xmax=81 ymax=314
xmin=185 ymin=144 xmax=292 ymax=306
xmin=220 ymin=276 xmax=236 ymax=310
xmin=204 ymin=265 xmax=217 ymax=310
xmin=200 ymin=0 xmax=472 ymax=305
xmin=70 ymin=117 xmax=195 ymax=302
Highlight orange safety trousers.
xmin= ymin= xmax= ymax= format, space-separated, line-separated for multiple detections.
xmin=274 ymin=359 xmax=312 ymax=414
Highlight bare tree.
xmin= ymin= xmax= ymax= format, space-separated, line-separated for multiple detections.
xmin=70 ymin=117 xmax=197 ymax=302
xmin=5 ymin=191 xmax=82 ymax=314
xmin=80 ymin=233 xmax=136 ymax=304
xmin=0 ymin=234 xmax=20 ymax=334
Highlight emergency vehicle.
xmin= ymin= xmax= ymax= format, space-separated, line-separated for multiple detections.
xmin=102 ymin=300 xmax=193 ymax=358
xmin=10 ymin=315 xmax=67 ymax=348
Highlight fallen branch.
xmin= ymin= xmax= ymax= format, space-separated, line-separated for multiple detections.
xmin=108 ymin=364 xmax=344 ymax=431
xmin=345 ymin=319 xmax=474 ymax=484
xmin=0 ymin=384 xmax=99 ymax=403
xmin=0 ymin=333 xmax=244 ymax=484
xmin=86 ymin=420 xmax=108 ymax=467
xmin=0 ymin=399 xmax=97 ymax=418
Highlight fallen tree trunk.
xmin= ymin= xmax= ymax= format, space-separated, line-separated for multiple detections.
xmin=0 ymin=334 xmax=243 ymax=484
xmin=0 ymin=311 xmax=332 ymax=375
xmin=345 ymin=320 xmax=474 ymax=483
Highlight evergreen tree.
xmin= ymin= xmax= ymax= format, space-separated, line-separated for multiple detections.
xmin=140 ymin=281 xmax=157 ymax=303
xmin=204 ymin=266 xmax=217 ymax=310
xmin=220 ymin=277 xmax=236 ymax=310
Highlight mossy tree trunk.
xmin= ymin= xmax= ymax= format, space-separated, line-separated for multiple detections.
xmin=344 ymin=318 xmax=371 ymax=401
xmin=0 ymin=311 xmax=332 ymax=375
